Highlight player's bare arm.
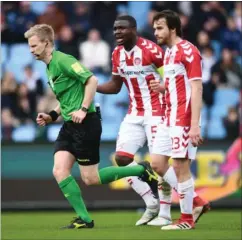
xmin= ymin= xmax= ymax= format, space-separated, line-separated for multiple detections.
xmin=54 ymin=103 xmax=61 ymax=115
xmin=189 ymin=79 xmax=203 ymax=147
xmin=82 ymin=75 xmax=98 ymax=109
xmin=96 ymin=74 xmax=123 ymax=94
xmin=69 ymin=75 xmax=98 ymax=123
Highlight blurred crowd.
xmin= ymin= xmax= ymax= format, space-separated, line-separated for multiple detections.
xmin=1 ymin=1 xmax=241 ymax=142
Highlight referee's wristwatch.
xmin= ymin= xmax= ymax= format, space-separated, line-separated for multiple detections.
xmin=81 ymin=106 xmax=88 ymax=113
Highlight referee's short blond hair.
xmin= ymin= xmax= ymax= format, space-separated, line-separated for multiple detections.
xmin=24 ymin=24 xmax=54 ymax=46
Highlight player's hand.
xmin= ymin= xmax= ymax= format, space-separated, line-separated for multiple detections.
xmin=150 ymin=80 xmax=165 ymax=93
xmin=68 ymin=109 xmax=87 ymax=123
xmin=188 ymin=126 xmax=203 ymax=147
xmin=36 ymin=113 xmax=52 ymax=126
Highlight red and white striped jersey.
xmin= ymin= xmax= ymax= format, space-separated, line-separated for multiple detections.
xmin=164 ymin=40 xmax=202 ymax=126
xmin=112 ymin=37 xmax=165 ymax=117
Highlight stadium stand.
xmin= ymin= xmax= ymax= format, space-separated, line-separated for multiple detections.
xmin=1 ymin=2 xmax=241 ymax=142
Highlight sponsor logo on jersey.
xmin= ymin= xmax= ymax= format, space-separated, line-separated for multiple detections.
xmin=120 ymin=70 xmax=145 ymax=76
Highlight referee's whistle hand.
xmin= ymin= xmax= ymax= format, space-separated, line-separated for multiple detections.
xmin=68 ymin=110 xmax=87 ymax=123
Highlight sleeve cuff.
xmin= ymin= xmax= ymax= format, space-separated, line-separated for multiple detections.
xmin=189 ymin=77 xmax=202 ymax=81
xmin=112 ymin=72 xmax=120 ymax=76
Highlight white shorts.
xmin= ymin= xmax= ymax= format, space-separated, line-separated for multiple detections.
xmin=152 ymin=123 xmax=172 ymax=157
xmin=152 ymin=125 xmax=197 ymax=160
xmin=116 ymin=114 xmax=163 ymax=157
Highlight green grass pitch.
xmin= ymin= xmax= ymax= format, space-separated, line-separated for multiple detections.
xmin=2 ymin=210 xmax=241 ymax=240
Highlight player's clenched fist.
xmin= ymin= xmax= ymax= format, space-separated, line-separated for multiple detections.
xmin=68 ymin=109 xmax=87 ymax=123
xmin=36 ymin=113 xmax=52 ymax=126
xmin=150 ymin=80 xmax=165 ymax=93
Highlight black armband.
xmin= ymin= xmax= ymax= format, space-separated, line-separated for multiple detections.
xmin=48 ymin=110 xmax=59 ymax=122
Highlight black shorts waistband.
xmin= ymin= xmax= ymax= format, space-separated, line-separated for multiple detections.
xmin=65 ymin=112 xmax=97 ymax=123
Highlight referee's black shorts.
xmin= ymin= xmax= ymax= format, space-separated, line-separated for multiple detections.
xmin=54 ymin=112 xmax=102 ymax=166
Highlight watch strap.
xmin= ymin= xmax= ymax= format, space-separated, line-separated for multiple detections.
xmin=81 ymin=106 xmax=88 ymax=112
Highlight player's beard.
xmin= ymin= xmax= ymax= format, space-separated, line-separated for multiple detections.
xmin=157 ymin=31 xmax=170 ymax=46
xmin=159 ymin=31 xmax=172 ymax=46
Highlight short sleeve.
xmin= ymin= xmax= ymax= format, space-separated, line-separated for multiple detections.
xmin=182 ymin=48 xmax=202 ymax=81
xmin=150 ymin=45 xmax=164 ymax=69
xmin=58 ymin=55 xmax=93 ymax=84
xmin=111 ymin=49 xmax=120 ymax=76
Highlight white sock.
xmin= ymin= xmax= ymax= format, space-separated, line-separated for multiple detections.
xmin=163 ymin=166 xmax=178 ymax=191
xmin=192 ymin=178 xmax=198 ymax=198
xmin=126 ymin=161 xmax=158 ymax=207
xmin=163 ymin=167 xmax=198 ymax=199
xmin=178 ymin=178 xmax=194 ymax=215
xmin=158 ymin=176 xmax=172 ymax=219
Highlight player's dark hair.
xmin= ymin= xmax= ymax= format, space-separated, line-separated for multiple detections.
xmin=115 ymin=15 xmax=137 ymax=28
xmin=153 ymin=10 xmax=182 ymax=37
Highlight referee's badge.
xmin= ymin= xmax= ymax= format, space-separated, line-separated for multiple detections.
xmin=71 ymin=62 xmax=84 ymax=73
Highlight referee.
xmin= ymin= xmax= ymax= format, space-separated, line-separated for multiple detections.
xmin=25 ymin=24 xmax=158 ymax=229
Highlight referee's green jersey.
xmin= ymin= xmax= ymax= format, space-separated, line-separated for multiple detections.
xmin=46 ymin=50 xmax=95 ymax=121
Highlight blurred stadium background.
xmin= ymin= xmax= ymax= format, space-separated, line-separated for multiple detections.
xmin=1 ymin=1 xmax=241 ymax=213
